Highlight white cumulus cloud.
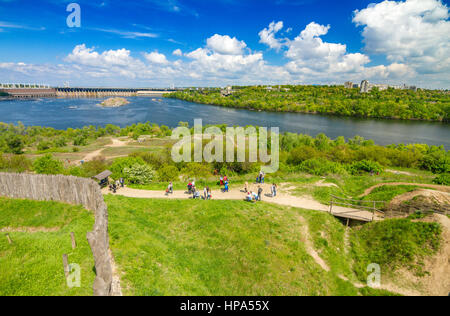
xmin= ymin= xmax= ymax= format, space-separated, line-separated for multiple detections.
xmin=206 ymin=34 xmax=247 ymax=55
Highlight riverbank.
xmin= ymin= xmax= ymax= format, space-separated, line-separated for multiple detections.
xmin=0 ymin=97 xmax=449 ymax=147
xmin=166 ymin=86 xmax=449 ymax=122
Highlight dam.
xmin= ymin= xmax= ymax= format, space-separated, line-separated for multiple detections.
xmin=0 ymin=84 xmax=175 ymax=98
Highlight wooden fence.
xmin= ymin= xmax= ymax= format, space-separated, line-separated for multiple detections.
xmin=0 ymin=173 xmax=113 ymax=296
xmin=330 ymin=195 xmax=386 ymax=222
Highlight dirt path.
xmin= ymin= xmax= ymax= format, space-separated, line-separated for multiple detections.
xmin=297 ymin=215 xmax=330 ymax=272
xmin=0 ymin=226 xmax=60 ymax=233
xmin=390 ymin=189 xmax=450 ymax=207
xmin=104 ymin=184 xmax=381 ymax=222
xmin=81 ymin=138 xmax=129 ymax=162
xmin=359 ymin=182 xmax=450 ymax=198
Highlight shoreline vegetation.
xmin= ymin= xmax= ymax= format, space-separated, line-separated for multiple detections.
xmin=0 ymin=121 xmax=448 ymax=189
xmin=165 ymin=85 xmax=450 ymax=123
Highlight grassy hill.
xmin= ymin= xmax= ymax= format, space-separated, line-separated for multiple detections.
xmin=0 ymin=195 xmax=442 ymax=296
xmin=0 ymin=198 xmax=95 ymax=296
xmin=106 ymin=196 xmax=412 ymax=296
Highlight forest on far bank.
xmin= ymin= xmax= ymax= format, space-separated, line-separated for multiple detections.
xmin=166 ymin=85 xmax=450 ymax=122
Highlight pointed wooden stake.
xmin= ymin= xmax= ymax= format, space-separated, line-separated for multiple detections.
xmin=70 ymin=232 xmax=76 ymax=249
xmin=63 ymin=254 xmax=70 ymax=278
xmin=5 ymin=233 xmax=12 ymax=244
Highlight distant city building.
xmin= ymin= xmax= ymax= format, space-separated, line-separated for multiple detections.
xmin=220 ymin=85 xmax=234 ymax=97
xmin=355 ymin=80 xmax=418 ymax=93
xmin=344 ymin=81 xmax=353 ymax=89
xmin=360 ymin=80 xmax=370 ymax=93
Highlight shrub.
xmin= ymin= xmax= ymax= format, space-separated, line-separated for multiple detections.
xmin=73 ymin=135 xmax=87 ymax=146
xmin=110 ymin=157 xmax=146 ymax=179
xmin=0 ymin=154 xmax=32 ymax=173
xmin=54 ymin=137 xmax=67 ymax=148
xmin=33 ymin=154 xmax=64 ymax=175
xmin=123 ymin=164 xmax=155 ymax=184
xmin=157 ymin=165 xmax=179 ymax=182
xmin=37 ymin=141 xmax=51 ymax=151
xmin=433 ymin=173 xmax=450 ymax=186
xmin=6 ymin=134 xmax=24 ymax=154
xmin=287 ymin=146 xmax=321 ymax=165
xmin=349 ymin=160 xmax=384 ymax=175
xmin=299 ymin=158 xmax=347 ymax=176
xmin=421 ymin=151 xmax=450 ymax=174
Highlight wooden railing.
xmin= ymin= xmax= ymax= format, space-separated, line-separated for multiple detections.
xmin=330 ymin=195 xmax=386 ymax=222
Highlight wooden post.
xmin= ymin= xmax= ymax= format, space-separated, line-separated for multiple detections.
xmin=346 ymin=218 xmax=350 ymax=227
xmin=329 ymin=199 xmax=333 ymax=214
xmin=372 ymin=201 xmax=376 ymax=221
xmin=62 ymin=254 xmax=70 ymax=278
xmin=5 ymin=233 xmax=12 ymax=244
xmin=70 ymin=232 xmax=76 ymax=249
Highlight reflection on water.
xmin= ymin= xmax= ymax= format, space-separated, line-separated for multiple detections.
xmin=0 ymin=97 xmax=448 ymax=147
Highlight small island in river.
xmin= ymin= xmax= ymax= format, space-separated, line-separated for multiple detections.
xmin=99 ymin=97 xmax=130 ymax=108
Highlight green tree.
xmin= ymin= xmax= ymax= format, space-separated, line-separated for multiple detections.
xmin=33 ymin=154 xmax=64 ymax=175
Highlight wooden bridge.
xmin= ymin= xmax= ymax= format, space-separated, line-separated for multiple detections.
xmin=329 ymin=195 xmax=386 ymax=223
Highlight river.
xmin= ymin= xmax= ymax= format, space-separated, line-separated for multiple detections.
xmin=0 ymin=96 xmax=448 ymax=148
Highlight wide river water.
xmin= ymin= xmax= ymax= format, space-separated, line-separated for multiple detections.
xmin=0 ymin=96 xmax=448 ymax=148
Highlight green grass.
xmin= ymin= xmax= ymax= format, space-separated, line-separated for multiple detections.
xmin=351 ymin=218 xmax=442 ymax=280
xmin=0 ymin=198 xmax=95 ymax=296
xmin=359 ymin=185 xmax=419 ymax=209
xmin=105 ymin=195 xmax=393 ymax=296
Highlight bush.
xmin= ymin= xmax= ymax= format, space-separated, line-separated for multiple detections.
xmin=349 ymin=160 xmax=384 ymax=175
xmin=5 ymin=134 xmax=24 ymax=154
xmin=123 ymin=164 xmax=155 ymax=184
xmin=54 ymin=137 xmax=67 ymax=148
xmin=433 ymin=173 xmax=450 ymax=185
xmin=73 ymin=135 xmax=87 ymax=146
xmin=33 ymin=154 xmax=64 ymax=175
xmin=157 ymin=165 xmax=179 ymax=182
xmin=421 ymin=151 xmax=450 ymax=174
xmin=0 ymin=154 xmax=32 ymax=173
xmin=299 ymin=158 xmax=347 ymax=176
xmin=37 ymin=141 xmax=51 ymax=151
xmin=110 ymin=157 xmax=146 ymax=179
xmin=287 ymin=146 xmax=321 ymax=165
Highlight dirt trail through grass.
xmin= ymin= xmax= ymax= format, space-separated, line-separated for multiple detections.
xmin=360 ymin=182 xmax=450 ymax=198
xmin=297 ymin=216 xmax=330 ymax=272
xmin=81 ymin=138 xmax=129 ymax=162
xmin=104 ymin=184 xmax=381 ymax=221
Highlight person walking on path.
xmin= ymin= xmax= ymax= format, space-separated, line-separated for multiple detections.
xmin=224 ymin=180 xmax=229 ymax=193
xmin=244 ymin=181 xmax=249 ymax=193
xmin=257 ymin=186 xmax=263 ymax=201
xmin=271 ymin=183 xmax=278 ymax=197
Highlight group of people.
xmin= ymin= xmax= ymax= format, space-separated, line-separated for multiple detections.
xmin=256 ymin=171 xmax=265 ymax=184
xmin=163 ymin=172 xmax=277 ymax=203
xmin=109 ymin=178 xmax=124 ymax=193
xmin=245 ymin=182 xmax=278 ymax=203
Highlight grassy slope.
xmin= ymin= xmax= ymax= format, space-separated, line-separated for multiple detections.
xmin=0 ymin=198 xmax=95 ymax=296
xmin=106 ymin=195 xmax=393 ymax=296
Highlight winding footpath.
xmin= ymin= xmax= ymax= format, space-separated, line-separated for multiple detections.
xmin=103 ymin=183 xmax=382 ymax=222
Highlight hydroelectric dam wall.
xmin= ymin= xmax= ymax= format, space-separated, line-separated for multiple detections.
xmin=0 ymin=86 xmax=175 ymax=98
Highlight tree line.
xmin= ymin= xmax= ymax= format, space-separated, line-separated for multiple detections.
xmin=166 ymin=85 xmax=450 ymax=122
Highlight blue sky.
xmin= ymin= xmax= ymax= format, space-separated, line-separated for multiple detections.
xmin=0 ymin=0 xmax=449 ymax=88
